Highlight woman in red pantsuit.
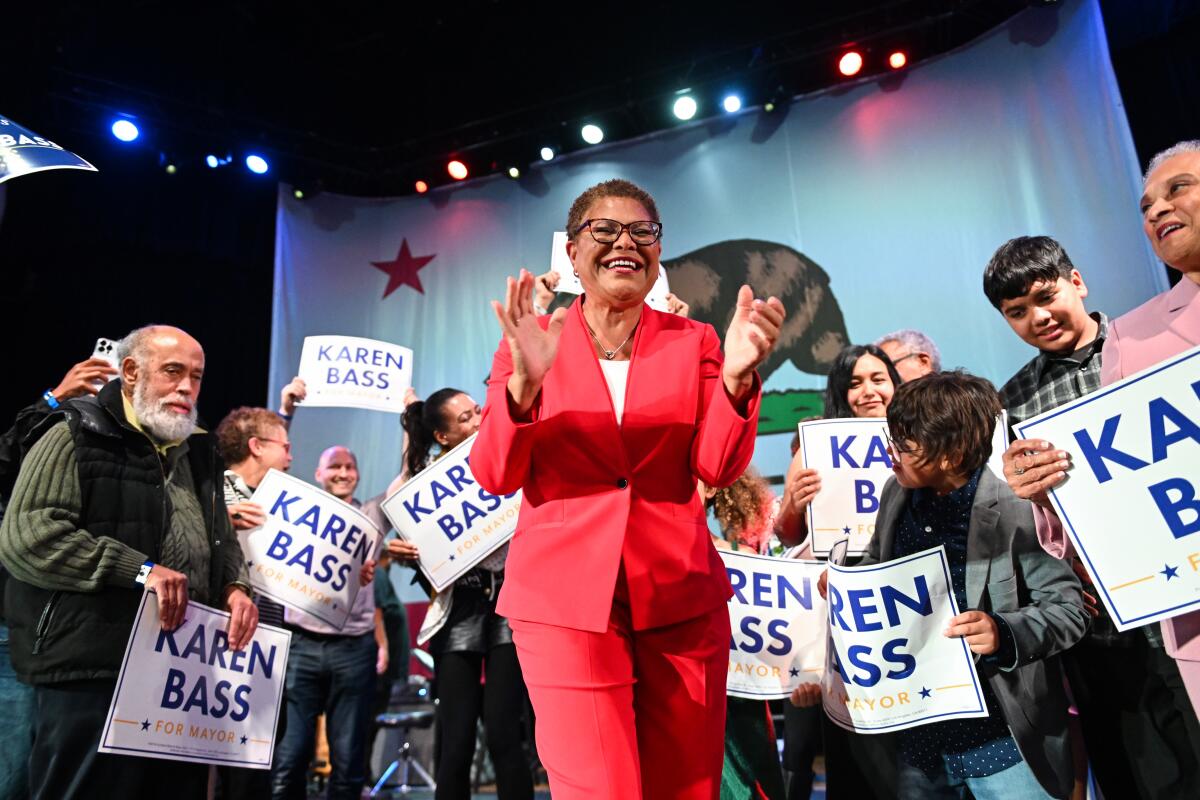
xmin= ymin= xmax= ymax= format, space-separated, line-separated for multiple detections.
xmin=471 ymin=179 xmax=786 ymax=799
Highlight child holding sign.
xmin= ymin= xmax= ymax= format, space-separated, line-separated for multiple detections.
xmin=797 ymin=371 xmax=1087 ymax=799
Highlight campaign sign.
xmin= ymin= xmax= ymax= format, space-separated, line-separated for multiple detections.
xmin=99 ymin=592 xmax=290 ymax=768
xmin=721 ymin=550 xmax=827 ymax=699
xmin=1015 ymin=345 xmax=1200 ymax=631
xmin=550 ymin=231 xmax=671 ymax=312
xmin=244 ymin=469 xmax=382 ymax=629
xmin=297 ymin=335 xmax=414 ymax=413
xmin=822 ymin=545 xmax=987 ymax=733
xmin=798 ymin=418 xmax=894 ymax=557
xmin=381 ymin=432 xmax=521 ymax=592
xmin=0 ymin=115 xmax=97 ymax=184
xmin=986 ymin=410 xmax=1009 ymax=479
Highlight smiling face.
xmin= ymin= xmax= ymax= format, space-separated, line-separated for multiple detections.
xmin=315 ymin=446 xmax=359 ymax=500
xmin=435 ymin=393 xmax=482 ymax=450
xmin=997 ymin=272 xmax=1093 ymax=354
xmin=1141 ymin=150 xmax=1200 ymax=275
xmin=846 ymin=354 xmax=895 ymax=418
xmin=566 ymin=195 xmax=661 ymax=308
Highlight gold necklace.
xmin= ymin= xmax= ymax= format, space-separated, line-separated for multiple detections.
xmin=583 ymin=316 xmax=637 ymax=360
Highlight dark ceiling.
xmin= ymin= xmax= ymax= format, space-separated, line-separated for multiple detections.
xmin=9 ymin=0 xmax=1037 ymax=195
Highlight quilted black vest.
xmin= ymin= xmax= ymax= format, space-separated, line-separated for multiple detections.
xmin=5 ymin=380 xmax=227 ymax=684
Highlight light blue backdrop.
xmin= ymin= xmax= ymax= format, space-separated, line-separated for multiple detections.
xmin=271 ymin=0 xmax=1163 ymax=505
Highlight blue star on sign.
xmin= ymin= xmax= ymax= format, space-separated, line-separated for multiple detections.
xmin=449 ymin=555 xmax=456 ymax=561
xmin=789 ymin=667 xmax=800 ymax=677
xmin=919 ymin=687 xmax=932 ymax=699
xmin=246 ymin=560 xmax=254 ymax=569
xmin=843 ymin=526 xmax=851 ymax=535
xmin=240 ymin=735 xmax=248 ymax=745
xmin=141 ymin=719 xmax=151 ymax=730
xmin=1162 ymin=564 xmax=1180 ymax=580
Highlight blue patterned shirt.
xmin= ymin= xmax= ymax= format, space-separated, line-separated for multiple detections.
xmin=893 ymin=468 xmax=1023 ymax=779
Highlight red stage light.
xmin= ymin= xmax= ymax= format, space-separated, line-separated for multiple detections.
xmin=838 ymin=51 xmax=863 ymax=77
xmin=415 ymin=180 xmax=429 ymax=194
xmin=889 ymin=51 xmax=908 ymax=69
xmin=447 ymin=160 xmax=468 ymax=180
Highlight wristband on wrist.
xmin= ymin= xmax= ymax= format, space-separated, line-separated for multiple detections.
xmin=135 ymin=561 xmax=154 ymax=585
xmin=43 ymin=390 xmax=60 ymax=409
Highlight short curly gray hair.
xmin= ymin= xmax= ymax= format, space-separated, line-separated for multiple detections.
xmin=875 ymin=328 xmax=942 ymax=372
xmin=1144 ymin=140 xmax=1200 ymax=183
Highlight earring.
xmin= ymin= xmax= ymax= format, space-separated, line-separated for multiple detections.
xmin=573 ymin=269 xmax=579 ymax=278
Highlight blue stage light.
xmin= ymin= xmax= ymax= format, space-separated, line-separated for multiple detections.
xmin=245 ymin=154 xmax=270 ymax=174
xmin=206 ymin=155 xmax=220 ymax=168
xmin=722 ymin=95 xmax=743 ymax=113
xmin=672 ymin=95 xmax=697 ymax=121
xmin=111 ymin=119 xmax=140 ymax=142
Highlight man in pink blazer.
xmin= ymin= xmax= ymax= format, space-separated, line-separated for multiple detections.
xmin=472 ymin=179 xmax=785 ymax=799
xmin=1004 ymin=141 xmax=1200 ymax=721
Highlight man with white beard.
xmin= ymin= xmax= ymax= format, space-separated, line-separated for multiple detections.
xmin=0 ymin=324 xmax=257 ymax=800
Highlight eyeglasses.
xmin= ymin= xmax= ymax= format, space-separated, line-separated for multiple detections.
xmin=882 ymin=430 xmax=914 ymax=463
xmin=575 ymin=218 xmax=663 ymax=245
xmin=889 ymin=352 xmax=920 ymax=365
xmin=255 ymin=436 xmax=291 ymax=454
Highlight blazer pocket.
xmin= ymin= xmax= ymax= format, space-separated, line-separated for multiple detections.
xmin=986 ymin=574 xmax=1019 ymax=612
xmin=527 ymin=499 xmax=565 ymax=527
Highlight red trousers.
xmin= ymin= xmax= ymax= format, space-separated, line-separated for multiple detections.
xmin=509 ymin=596 xmax=730 ymax=799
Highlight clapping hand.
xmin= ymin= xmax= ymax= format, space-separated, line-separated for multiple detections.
xmin=722 ymin=285 xmax=785 ymax=401
xmin=491 ymin=268 xmax=569 ymax=416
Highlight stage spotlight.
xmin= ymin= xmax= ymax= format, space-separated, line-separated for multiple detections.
xmin=293 ymin=188 xmax=305 ymax=200
xmin=111 ymin=118 xmax=139 ymax=142
xmin=205 ymin=154 xmax=220 ymax=168
xmin=672 ymin=95 xmax=697 ymax=121
xmin=540 ymin=146 xmax=555 ymax=162
xmin=415 ymin=180 xmax=429 ymax=194
xmin=838 ymin=51 xmax=864 ymax=77
xmin=889 ymin=51 xmax=908 ymax=69
xmin=165 ymin=163 xmax=177 ymax=175
xmin=581 ymin=124 xmax=604 ymax=145
xmin=245 ymin=154 xmax=269 ymax=174
xmin=447 ymin=160 xmax=468 ymax=180
xmin=507 ymin=166 xmax=521 ymax=179
xmin=722 ymin=94 xmax=742 ymax=113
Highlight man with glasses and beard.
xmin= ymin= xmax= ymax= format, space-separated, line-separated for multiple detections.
xmin=0 ymin=324 xmax=257 ymax=800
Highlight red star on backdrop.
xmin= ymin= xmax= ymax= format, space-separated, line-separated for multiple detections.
xmin=371 ymin=239 xmax=436 ymax=297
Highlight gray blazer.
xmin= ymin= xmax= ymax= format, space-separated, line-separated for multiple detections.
xmin=861 ymin=469 xmax=1088 ymax=800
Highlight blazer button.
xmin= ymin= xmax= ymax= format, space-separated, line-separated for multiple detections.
xmin=616 ymin=478 xmax=629 ymax=489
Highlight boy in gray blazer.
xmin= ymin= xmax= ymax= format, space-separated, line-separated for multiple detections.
xmin=798 ymin=371 xmax=1089 ymax=799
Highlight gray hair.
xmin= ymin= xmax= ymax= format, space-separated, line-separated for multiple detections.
xmin=875 ymin=329 xmax=942 ymax=372
xmin=116 ymin=324 xmax=170 ymax=366
xmin=1144 ymin=140 xmax=1200 ymax=183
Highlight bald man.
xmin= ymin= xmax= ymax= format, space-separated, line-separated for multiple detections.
xmin=271 ymin=444 xmax=388 ymax=800
xmin=0 ymin=324 xmax=256 ymax=800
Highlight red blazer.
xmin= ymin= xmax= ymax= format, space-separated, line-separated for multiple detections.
xmin=472 ymin=299 xmax=761 ymax=633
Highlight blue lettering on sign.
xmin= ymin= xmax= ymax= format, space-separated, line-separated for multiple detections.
xmin=1148 ymin=477 xmax=1200 ymax=539
xmin=725 ymin=567 xmax=813 ymax=610
xmin=316 ymin=344 xmax=404 ymax=370
xmin=830 ymin=434 xmax=893 ymax=470
xmin=729 ymin=615 xmax=794 ymax=656
xmin=855 ymin=480 xmax=879 ymax=513
xmin=829 ymin=638 xmax=918 ymax=687
xmin=828 ymin=575 xmax=932 ymax=632
xmin=1072 ymin=384 xmax=1200 ymax=484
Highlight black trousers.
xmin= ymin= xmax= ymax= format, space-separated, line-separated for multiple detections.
xmin=1065 ymin=637 xmax=1200 ymax=799
xmin=433 ymin=644 xmax=533 ymax=800
xmin=30 ymin=679 xmax=208 ymax=800
xmin=782 ymin=702 xmax=822 ymax=800
xmin=822 ymin=714 xmax=897 ymax=800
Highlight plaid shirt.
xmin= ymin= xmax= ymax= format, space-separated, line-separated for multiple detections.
xmin=999 ymin=312 xmax=1108 ymax=429
xmin=997 ymin=312 xmax=1160 ymax=647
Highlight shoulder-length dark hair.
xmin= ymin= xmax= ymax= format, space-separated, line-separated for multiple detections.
xmin=401 ymin=387 xmax=465 ymax=477
xmin=822 ymin=344 xmax=903 ymax=419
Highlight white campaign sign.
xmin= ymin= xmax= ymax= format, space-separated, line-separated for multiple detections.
xmin=297 ymin=334 xmax=413 ymax=413
xmin=721 ymin=550 xmax=827 ymax=699
xmin=99 ymin=593 xmax=290 ymax=768
xmin=550 ymin=231 xmax=671 ymax=311
xmin=1015 ymin=344 xmax=1200 ymax=631
xmin=381 ymin=433 xmax=522 ymax=591
xmin=822 ymin=546 xmax=987 ymax=733
xmin=798 ymin=418 xmax=893 ymax=557
xmin=987 ymin=410 xmax=1009 ymax=480
xmin=244 ymin=470 xmax=381 ymax=629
